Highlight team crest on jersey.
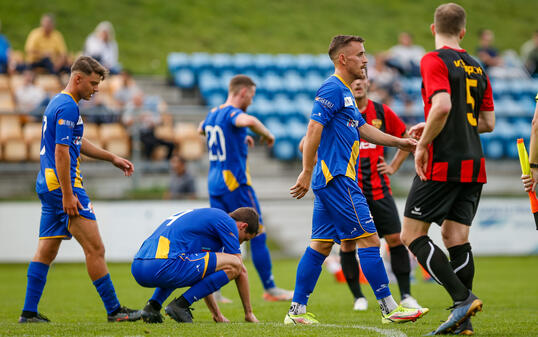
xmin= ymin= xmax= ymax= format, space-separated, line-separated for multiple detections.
xmin=73 ymin=136 xmax=82 ymax=145
xmin=372 ymin=119 xmax=382 ymax=129
xmin=344 ymin=96 xmax=354 ymax=107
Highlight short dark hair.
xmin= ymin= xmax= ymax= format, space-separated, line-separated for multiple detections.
xmin=328 ymin=35 xmax=365 ymax=61
xmin=229 ymin=207 xmax=259 ymax=235
xmin=229 ymin=75 xmax=256 ymax=95
xmin=434 ymin=3 xmax=466 ymax=36
xmin=71 ymin=56 xmax=108 ymax=80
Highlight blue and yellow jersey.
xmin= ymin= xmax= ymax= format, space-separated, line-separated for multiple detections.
xmin=134 ymin=208 xmax=241 ymax=260
xmin=202 ymin=105 xmax=251 ymax=196
xmin=311 ymin=75 xmax=366 ymax=190
xmin=36 ymin=92 xmax=84 ymax=194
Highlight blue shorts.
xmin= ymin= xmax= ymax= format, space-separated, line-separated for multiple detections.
xmin=209 ymin=184 xmax=264 ymax=227
xmin=131 ymin=252 xmax=217 ymax=289
xmin=38 ymin=187 xmax=97 ymax=240
xmin=312 ymin=175 xmax=377 ymax=244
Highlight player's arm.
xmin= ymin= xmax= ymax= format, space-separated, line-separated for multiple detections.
xmin=197 ymin=119 xmax=206 ymax=135
xmin=359 ymin=123 xmax=417 ymax=152
xmin=234 ymin=254 xmax=258 ymax=323
xmin=477 ymin=110 xmax=495 ymax=134
xmin=377 ymin=130 xmax=412 ymax=175
xmin=234 ymin=114 xmax=274 ymax=147
xmin=415 ymin=92 xmax=451 ymax=180
xmin=81 ymin=137 xmax=134 ymax=176
xmin=203 ymin=293 xmax=229 ymax=323
xmin=290 ymin=120 xmax=323 ymax=199
xmin=523 ymin=98 xmax=538 ymax=192
xmin=55 ymin=144 xmax=82 ymax=216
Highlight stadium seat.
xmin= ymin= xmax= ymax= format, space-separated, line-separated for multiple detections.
xmin=2 ymin=139 xmax=27 ymax=162
xmin=23 ymin=122 xmax=43 ymax=162
xmin=0 ymin=91 xmax=15 ymax=113
xmin=232 ymin=53 xmax=255 ymax=74
xmin=296 ymin=54 xmax=317 ymax=75
xmin=9 ymin=74 xmax=25 ymax=93
xmin=272 ymin=137 xmax=297 ymax=161
xmin=211 ymin=53 xmax=234 ymax=73
xmin=274 ymin=54 xmax=296 ymax=74
xmin=35 ymin=75 xmax=61 ymax=95
xmin=0 ymin=74 xmax=9 ymax=91
xmin=0 ymin=115 xmax=22 ymax=142
xmin=173 ymin=69 xmax=196 ymax=89
xmin=174 ymin=122 xmax=200 ymax=143
xmin=99 ymin=123 xmax=130 ymax=158
xmin=167 ymin=52 xmax=190 ymax=73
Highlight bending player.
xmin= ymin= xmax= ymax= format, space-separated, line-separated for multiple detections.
xmin=19 ymin=56 xmax=139 ymax=323
xmin=133 ymin=207 xmax=259 ymax=323
xmin=286 ymin=35 xmax=428 ymax=325
xmin=198 ymin=75 xmax=293 ymax=302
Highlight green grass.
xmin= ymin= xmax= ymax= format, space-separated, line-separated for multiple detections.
xmin=1 ymin=256 xmax=537 ymax=336
xmin=1 ymin=0 xmax=537 ymax=74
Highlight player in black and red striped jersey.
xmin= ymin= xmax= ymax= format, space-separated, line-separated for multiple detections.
xmin=400 ymin=3 xmax=495 ymax=335
xmin=338 ymin=77 xmax=423 ymax=312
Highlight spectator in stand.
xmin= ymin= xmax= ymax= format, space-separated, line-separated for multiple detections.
xmin=79 ymin=92 xmax=120 ymax=124
xmin=521 ymin=30 xmax=538 ymax=77
xmin=476 ymin=29 xmax=503 ymax=70
xmin=386 ymin=32 xmax=425 ymax=77
xmin=24 ymin=14 xmax=69 ymax=74
xmin=84 ymin=21 xmax=120 ymax=74
xmin=114 ymin=70 xmax=139 ymax=108
xmin=14 ymin=70 xmax=48 ymax=118
xmin=122 ymin=91 xmax=175 ymax=160
xmin=164 ymin=155 xmax=197 ymax=199
xmin=0 ymin=20 xmax=10 ymax=74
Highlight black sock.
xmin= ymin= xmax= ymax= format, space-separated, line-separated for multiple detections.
xmin=408 ymin=236 xmax=468 ymax=302
xmin=339 ymin=249 xmax=364 ymax=299
xmin=175 ymin=295 xmax=190 ymax=308
xmin=148 ymin=299 xmax=162 ymax=311
xmin=390 ymin=244 xmax=411 ymax=299
xmin=448 ymin=243 xmax=474 ymax=290
xmin=109 ymin=307 xmax=121 ymax=316
xmin=21 ymin=310 xmax=37 ymax=318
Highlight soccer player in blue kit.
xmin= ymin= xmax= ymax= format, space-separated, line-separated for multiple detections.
xmin=133 ymin=207 xmax=259 ymax=323
xmin=285 ymin=35 xmax=429 ymax=324
xmin=19 ymin=56 xmax=140 ymax=323
xmin=198 ymin=75 xmax=293 ymax=302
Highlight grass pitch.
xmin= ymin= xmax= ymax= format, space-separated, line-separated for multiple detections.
xmin=0 ymin=256 xmax=536 ymax=336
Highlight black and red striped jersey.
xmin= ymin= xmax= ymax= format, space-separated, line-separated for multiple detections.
xmin=421 ymin=46 xmax=494 ymax=183
xmin=357 ymin=100 xmax=407 ymax=200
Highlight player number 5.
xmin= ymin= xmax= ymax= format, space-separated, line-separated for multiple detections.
xmin=466 ymin=78 xmax=478 ymax=126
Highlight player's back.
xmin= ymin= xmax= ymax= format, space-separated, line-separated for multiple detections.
xmin=134 ymin=208 xmax=241 ymax=260
xmin=36 ymin=92 xmax=84 ymax=194
xmin=202 ymin=105 xmax=249 ymax=195
xmin=420 ymin=47 xmax=494 ymax=182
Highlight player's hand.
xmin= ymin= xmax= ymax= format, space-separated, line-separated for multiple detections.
xmin=521 ymin=174 xmax=535 ymax=192
xmin=397 ymin=137 xmax=417 ymax=153
xmin=245 ymin=135 xmax=255 ymax=148
xmin=415 ymin=143 xmax=429 ymax=181
xmin=213 ymin=314 xmax=230 ymax=323
xmin=377 ymin=156 xmax=395 ymax=175
xmin=290 ymin=170 xmax=312 ymax=199
xmin=261 ymin=133 xmax=275 ymax=147
xmin=409 ymin=122 xmax=426 ymax=140
xmin=63 ymin=193 xmax=83 ymax=216
xmin=245 ymin=312 xmax=259 ymax=323
xmin=112 ymin=156 xmax=134 ymax=176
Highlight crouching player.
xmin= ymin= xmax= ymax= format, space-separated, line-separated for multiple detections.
xmin=132 ymin=207 xmax=259 ymax=323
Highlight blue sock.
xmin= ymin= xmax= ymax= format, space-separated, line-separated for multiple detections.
xmin=250 ymin=233 xmax=276 ymax=289
xmin=92 ymin=274 xmax=121 ymax=314
xmin=357 ymin=247 xmax=392 ymax=300
xmin=150 ymin=287 xmax=174 ymax=306
xmin=182 ymin=270 xmax=230 ymax=305
xmin=292 ymin=247 xmax=327 ymax=305
xmin=22 ymin=262 xmax=50 ymax=313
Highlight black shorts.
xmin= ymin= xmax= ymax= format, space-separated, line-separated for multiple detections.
xmin=404 ymin=176 xmax=482 ymax=226
xmin=367 ymin=195 xmax=401 ymax=237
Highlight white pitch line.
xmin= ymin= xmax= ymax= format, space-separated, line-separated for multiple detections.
xmin=263 ymin=322 xmax=408 ymax=337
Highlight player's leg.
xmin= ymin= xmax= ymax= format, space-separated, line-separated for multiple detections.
xmin=339 ymin=239 xmax=367 ymax=310
xmin=241 ymin=186 xmax=292 ymax=300
xmin=69 ymin=206 xmax=140 ymax=322
xmin=165 ymin=252 xmax=240 ymax=323
xmin=20 ymin=192 xmax=67 ymax=323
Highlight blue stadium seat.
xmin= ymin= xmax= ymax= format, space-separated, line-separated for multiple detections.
xmin=272 ymin=137 xmax=298 ymax=160
xmin=253 ymin=54 xmax=275 ymax=75
xmin=167 ymin=52 xmax=190 ymax=73
xmin=265 ymin=117 xmax=287 ymax=139
xmin=282 ymin=71 xmax=304 ymax=95
xmin=314 ymin=54 xmax=334 ymax=76
xmin=233 ymin=53 xmax=255 ymax=74
xmin=211 ymin=53 xmax=234 ymax=73
xmin=274 ymin=54 xmax=297 ymax=74
xmin=259 ymin=71 xmax=283 ymax=95
xmin=173 ymin=68 xmax=196 ymax=88
xmin=286 ymin=117 xmax=307 ymax=142
xmin=304 ymin=71 xmax=324 ymax=95
xmin=296 ymin=54 xmax=317 ymax=75
xmin=295 ymin=94 xmax=314 ymax=118
xmin=198 ymin=71 xmax=221 ymax=97
xmin=206 ymin=92 xmax=226 ymax=108
xmin=190 ymin=52 xmax=212 ymax=73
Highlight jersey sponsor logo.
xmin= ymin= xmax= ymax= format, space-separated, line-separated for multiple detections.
xmin=315 ymin=96 xmax=334 ymax=109
xmin=344 ymin=96 xmax=354 ymax=107
xmin=372 ymin=119 xmax=382 ymax=129
xmin=347 ymin=118 xmax=360 ymax=128
xmin=453 ymin=59 xmax=483 ymax=76
xmin=77 ymin=116 xmax=83 ymax=125
xmin=359 ymin=141 xmax=377 ymax=150
xmin=58 ymin=119 xmax=75 ymax=128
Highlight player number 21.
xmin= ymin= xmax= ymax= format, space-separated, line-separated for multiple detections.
xmin=465 ymin=77 xmax=478 ymax=126
xmin=205 ymin=125 xmax=226 ymax=162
